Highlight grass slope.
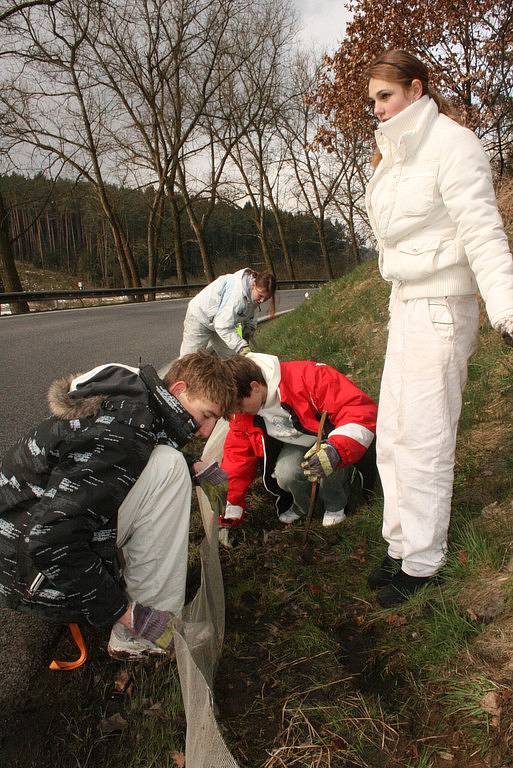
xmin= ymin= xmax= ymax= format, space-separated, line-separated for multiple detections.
xmin=2 ymin=261 xmax=513 ymax=768
xmin=215 ymin=261 xmax=513 ymax=767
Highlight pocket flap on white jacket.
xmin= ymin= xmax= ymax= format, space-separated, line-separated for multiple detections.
xmin=395 ymin=236 xmax=441 ymax=255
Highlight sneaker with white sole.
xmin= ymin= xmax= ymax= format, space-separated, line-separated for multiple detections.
xmin=278 ymin=505 xmax=302 ymax=524
xmin=322 ymin=509 xmax=346 ymax=527
xmin=107 ymin=622 xmax=170 ymax=660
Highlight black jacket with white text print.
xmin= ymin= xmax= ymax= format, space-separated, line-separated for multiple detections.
xmin=0 ymin=364 xmax=195 ymax=627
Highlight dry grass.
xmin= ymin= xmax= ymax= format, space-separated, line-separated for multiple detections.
xmin=497 ymin=178 xmax=513 ymax=240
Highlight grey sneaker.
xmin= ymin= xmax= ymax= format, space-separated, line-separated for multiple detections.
xmin=322 ymin=509 xmax=346 ymax=527
xmin=278 ymin=504 xmax=303 ymax=524
xmin=107 ymin=622 xmax=169 ymax=661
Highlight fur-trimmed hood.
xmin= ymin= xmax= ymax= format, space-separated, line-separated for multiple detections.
xmin=47 ymin=363 xmax=198 ymax=448
xmin=48 ymin=364 xmax=146 ymax=420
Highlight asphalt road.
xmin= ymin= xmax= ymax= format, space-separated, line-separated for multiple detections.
xmin=0 ymin=287 xmax=311 ymax=719
xmin=0 ymin=288 xmax=310 ymax=455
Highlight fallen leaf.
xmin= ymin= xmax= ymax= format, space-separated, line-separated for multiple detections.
xmin=490 ymin=716 xmax=500 ymax=729
xmin=385 ymin=613 xmax=407 ymax=627
xmin=480 ymin=690 xmax=500 ymax=716
xmin=456 ymin=549 xmax=468 ymax=564
xmin=99 ymin=713 xmax=128 ymax=734
xmin=330 ymin=735 xmax=345 ymax=750
xmin=143 ymin=702 xmax=168 ymax=720
xmin=349 ymin=542 xmax=367 ymax=563
xmin=306 ymin=584 xmax=322 ymax=594
xmin=353 ymin=615 xmax=365 ymax=626
xmin=171 ymin=751 xmax=185 ymax=767
xmin=438 ymin=751 xmax=454 ymax=761
xmin=114 ymin=669 xmax=132 ymax=694
xmin=500 ymin=687 xmax=512 ymax=703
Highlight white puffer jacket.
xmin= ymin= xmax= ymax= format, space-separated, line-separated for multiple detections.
xmin=186 ymin=268 xmax=257 ymax=352
xmin=365 ymin=96 xmax=513 ymax=327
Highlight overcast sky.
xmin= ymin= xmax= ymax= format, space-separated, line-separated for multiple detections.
xmin=294 ymin=0 xmax=351 ymax=54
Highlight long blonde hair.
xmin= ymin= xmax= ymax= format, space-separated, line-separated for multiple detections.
xmin=368 ymin=50 xmax=460 ymax=167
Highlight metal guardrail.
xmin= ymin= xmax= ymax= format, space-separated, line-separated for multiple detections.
xmin=0 ymin=279 xmax=327 ymax=303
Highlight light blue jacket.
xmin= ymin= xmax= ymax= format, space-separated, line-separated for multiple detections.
xmin=186 ymin=268 xmax=257 ymax=352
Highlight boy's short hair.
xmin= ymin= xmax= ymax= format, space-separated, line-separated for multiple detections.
xmin=224 ymin=356 xmax=266 ymax=399
xmin=163 ymin=351 xmax=237 ymax=418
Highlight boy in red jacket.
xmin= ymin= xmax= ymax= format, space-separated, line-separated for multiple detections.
xmin=221 ymin=354 xmax=377 ymax=528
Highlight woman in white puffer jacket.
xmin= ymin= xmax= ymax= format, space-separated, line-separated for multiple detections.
xmin=179 ymin=268 xmax=276 ymax=358
xmin=365 ymin=50 xmax=513 ymax=608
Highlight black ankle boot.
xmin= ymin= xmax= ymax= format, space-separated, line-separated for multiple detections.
xmin=367 ymin=554 xmax=402 ymax=590
xmin=376 ymin=570 xmax=432 ymax=608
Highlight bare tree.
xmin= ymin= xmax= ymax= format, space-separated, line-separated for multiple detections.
xmin=0 ymin=0 xmax=143 ymax=290
xmin=0 ymin=187 xmax=30 ymax=313
xmin=78 ymin=0 xmax=280 ymax=284
xmin=279 ymin=54 xmax=341 ymax=277
xmin=0 ymin=0 xmax=66 ymax=312
xmin=277 ymin=50 xmax=376 ymax=272
xmin=0 ymin=0 xmax=62 ymax=24
xmin=207 ymin=0 xmax=296 ymax=277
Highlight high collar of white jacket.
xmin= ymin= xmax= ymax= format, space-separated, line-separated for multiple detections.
xmin=374 ymin=95 xmax=438 ymax=163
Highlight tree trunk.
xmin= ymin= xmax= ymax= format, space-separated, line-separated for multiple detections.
xmin=168 ymin=192 xmax=186 ymax=286
xmin=347 ymin=202 xmax=362 ymax=266
xmin=95 ymin=187 xmax=142 ymax=292
xmin=257 ymin=226 xmax=274 ymax=274
xmin=317 ymin=218 xmax=334 ymax=279
xmin=264 ymin=177 xmax=295 ymax=280
xmin=0 ymin=191 xmax=30 ymax=314
xmin=147 ymin=191 xmax=164 ymax=300
xmin=183 ymin=200 xmax=215 ymax=283
xmin=254 ymin=205 xmax=275 ymax=275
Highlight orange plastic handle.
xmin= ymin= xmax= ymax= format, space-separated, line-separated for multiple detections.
xmin=49 ymin=623 xmax=88 ymax=670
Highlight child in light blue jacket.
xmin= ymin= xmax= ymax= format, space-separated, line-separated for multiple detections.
xmin=179 ymin=268 xmax=276 ymax=357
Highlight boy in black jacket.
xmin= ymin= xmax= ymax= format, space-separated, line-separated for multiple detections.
xmin=0 ymin=352 xmax=235 ymax=659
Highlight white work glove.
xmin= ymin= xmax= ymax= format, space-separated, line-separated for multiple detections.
xmin=220 ymin=503 xmax=245 ymax=528
xmin=218 ymin=504 xmax=246 ymax=547
xmin=302 ymin=442 xmax=341 ymax=481
xmin=131 ymin=603 xmax=177 ymax=653
xmin=496 ymin=317 xmax=513 ymax=348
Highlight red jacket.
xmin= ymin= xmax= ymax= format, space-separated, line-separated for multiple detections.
xmin=221 ymin=358 xmax=377 ymax=510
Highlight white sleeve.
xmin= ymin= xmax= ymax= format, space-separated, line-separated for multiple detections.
xmin=213 ymin=279 xmax=248 ymax=352
xmin=439 ymin=129 xmax=513 ymax=327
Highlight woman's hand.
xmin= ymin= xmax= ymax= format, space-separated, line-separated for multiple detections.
xmin=496 ymin=317 xmax=513 ymax=348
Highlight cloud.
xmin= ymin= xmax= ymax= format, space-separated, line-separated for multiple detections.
xmin=294 ymin=0 xmax=351 ymax=54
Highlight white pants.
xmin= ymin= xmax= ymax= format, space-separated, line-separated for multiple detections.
xmin=377 ymin=295 xmax=479 ymax=576
xmin=180 ymin=310 xmax=234 ymax=358
xmin=116 ymin=445 xmax=192 ymax=613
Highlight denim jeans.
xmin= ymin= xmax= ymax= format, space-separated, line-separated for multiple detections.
xmin=272 ymin=442 xmax=352 ymax=515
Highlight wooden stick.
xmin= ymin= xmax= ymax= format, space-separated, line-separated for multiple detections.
xmin=302 ymin=411 xmax=328 ymax=549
